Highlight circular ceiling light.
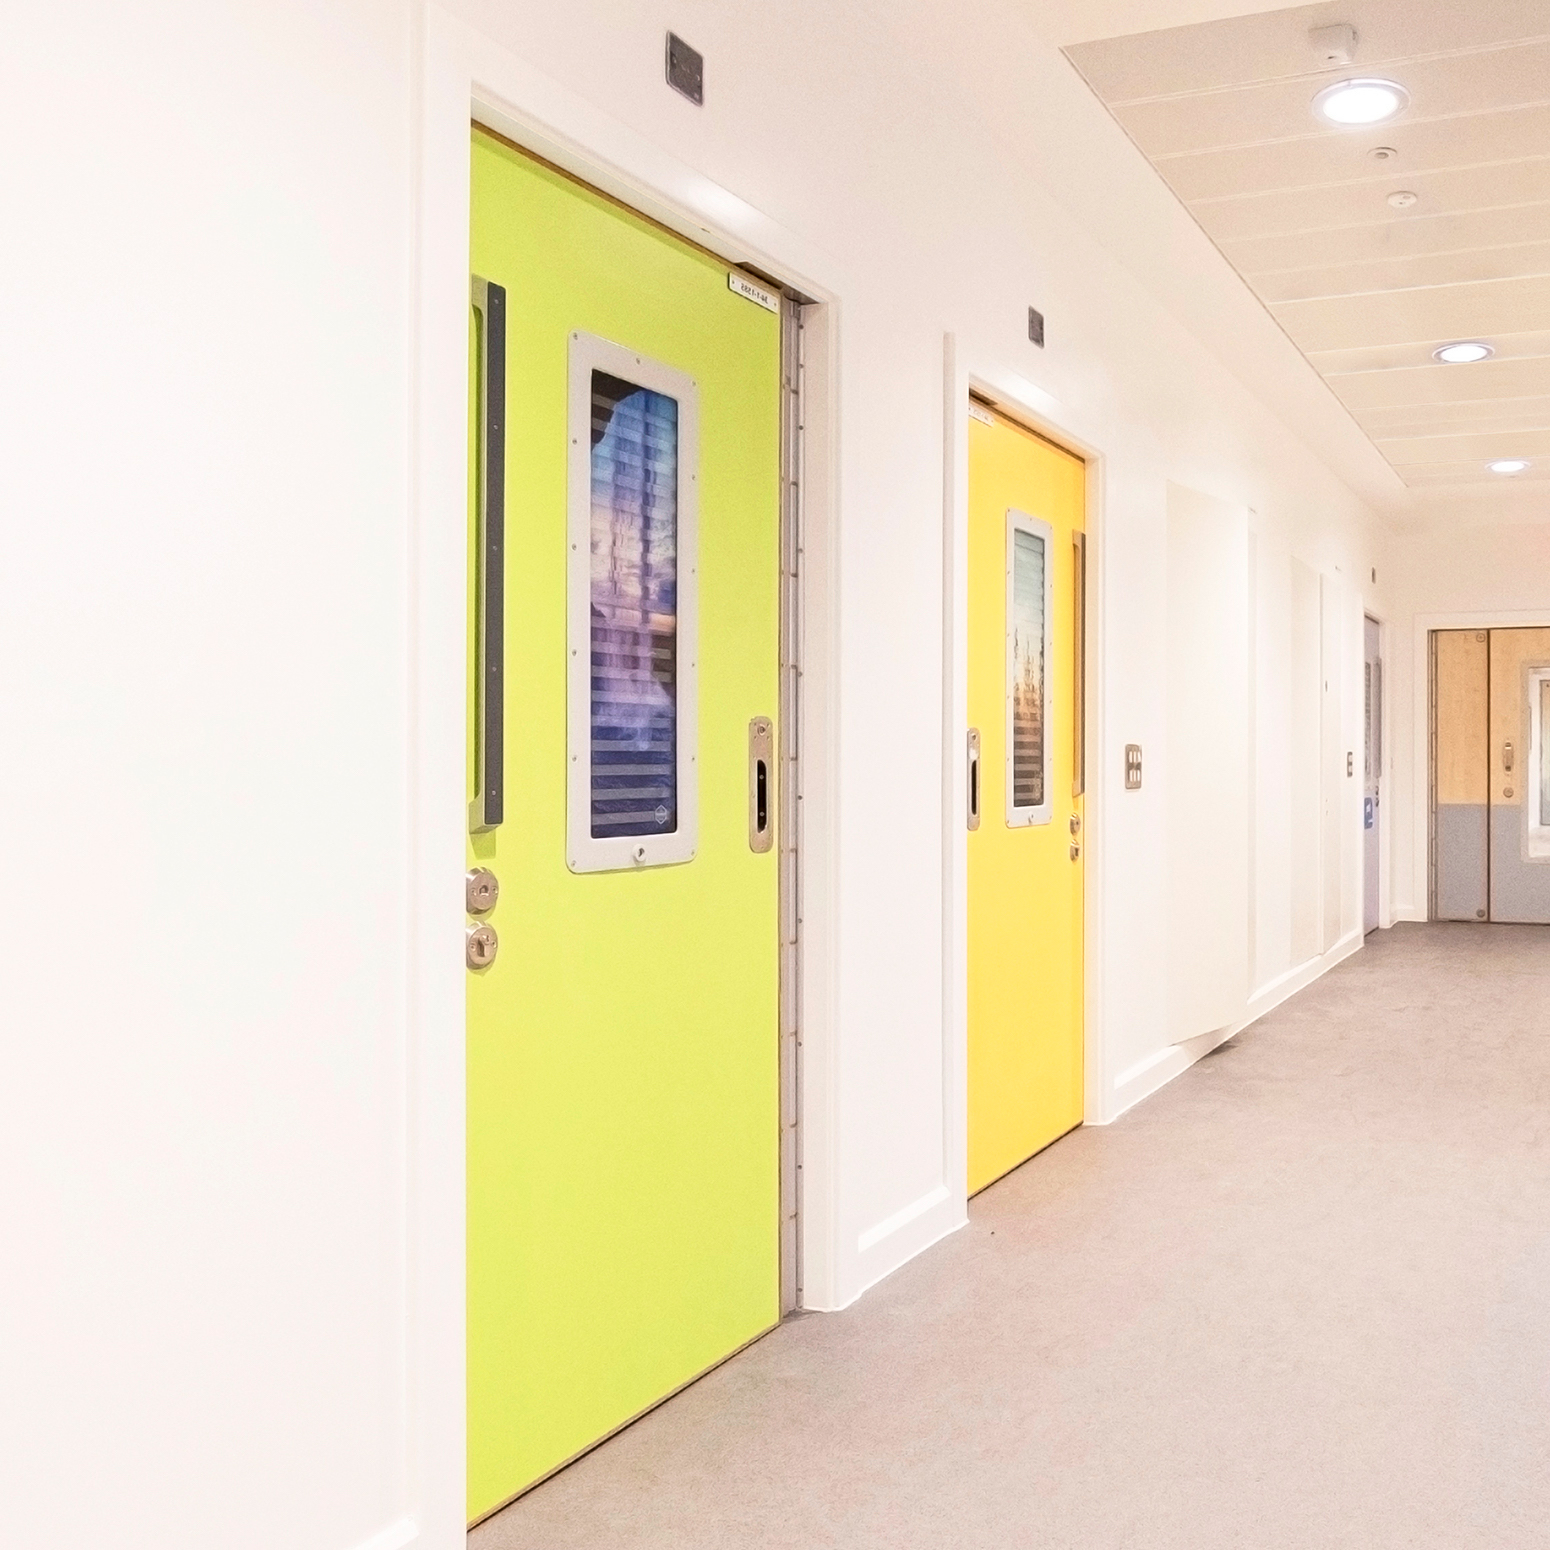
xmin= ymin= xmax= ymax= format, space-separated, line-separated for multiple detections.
xmin=1434 ymin=342 xmax=1494 ymax=364
xmin=1313 ymin=77 xmax=1410 ymax=125
xmin=1488 ymin=459 xmax=1530 ymax=475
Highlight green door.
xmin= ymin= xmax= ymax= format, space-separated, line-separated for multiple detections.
xmin=466 ymin=129 xmax=782 ymax=1520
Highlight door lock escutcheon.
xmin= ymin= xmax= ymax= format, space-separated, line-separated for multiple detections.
xmin=465 ymin=921 xmax=498 ymax=970
xmin=1069 ymin=812 xmax=1081 ymax=835
xmin=466 ymin=867 xmax=499 ymax=915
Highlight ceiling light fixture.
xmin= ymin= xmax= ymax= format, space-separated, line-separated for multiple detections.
xmin=1489 ymin=459 xmax=1530 ymax=475
xmin=1434 ymin=342 xmax=1494 ymax=364
xmin=1312 ymin=77 xmax=1410 ymax=126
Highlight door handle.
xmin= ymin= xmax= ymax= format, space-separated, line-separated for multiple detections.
xmin=967 ymin=728 xmax=981 ymax=831
xmin=748 ymin=717 xmax=774 ymax=852
xmin=1504 ymin=741 xmax=1515 ymax=772
xmin=469 ymin=275 xmax=506 ymax=834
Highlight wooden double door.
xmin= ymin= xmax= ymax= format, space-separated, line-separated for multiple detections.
xmin=1432 ymin=627 xmax=1550 ymax=924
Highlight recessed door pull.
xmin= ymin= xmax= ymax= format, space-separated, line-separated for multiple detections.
xmin=967 ymin=728 xmax=981 ymax=831
xmin=1504 ymin=741 xmax=1515 ymax=772
xmin=748 ymin=717 xmax=774 ymax=853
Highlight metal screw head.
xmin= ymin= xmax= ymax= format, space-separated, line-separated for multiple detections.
xmin=466 ymin=867 xmax=499 ymax=915
xmin=466 ymin=922 xmax=499 ymax=970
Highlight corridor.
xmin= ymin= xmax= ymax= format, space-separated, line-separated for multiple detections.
xmin=476 ymin=924 xmax=1550 ymax=1549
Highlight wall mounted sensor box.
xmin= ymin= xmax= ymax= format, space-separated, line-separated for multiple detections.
xmin=667 ymin=33 xmax=703 ymax=104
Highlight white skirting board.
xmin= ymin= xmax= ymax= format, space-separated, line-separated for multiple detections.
xmin=832 ymin=1187 xmax=966 ymax=1311
xmin=1108 ymin=928 xmax=1365 ymax=1121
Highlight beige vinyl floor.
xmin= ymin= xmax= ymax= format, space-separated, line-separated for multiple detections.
xmin=472 ymin=923 xmax=1550 ymax=1549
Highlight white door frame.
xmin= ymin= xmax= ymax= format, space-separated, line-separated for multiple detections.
xmin=941 ymin=337 xmax=1110 ymax=1190
xmin=408 ymin=9 xmax=842 ymax=1543
xmin=1361 ymin=609 xmax=1388 ymax=933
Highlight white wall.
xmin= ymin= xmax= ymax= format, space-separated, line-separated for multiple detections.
xmin=1165 ymin=485 xmax=1249 ymax=1042
xmin=0 ymin=5 xmax=416 ymax=1549
xmin=3 ymin=1 xmax=1396 ymax=1545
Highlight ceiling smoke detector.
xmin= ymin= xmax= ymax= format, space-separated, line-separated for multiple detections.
xmin=1434 ymin=342 xmax=1494 ymax=364
xmin=1387 ymin=190 xmax=1418 ymax=209
xmin=1313 ymin=77 xmax=1410 ymax=126
xmin=1488 ymin=459 xmax=1530 ymax=475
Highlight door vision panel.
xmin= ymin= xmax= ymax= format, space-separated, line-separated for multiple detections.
xmin=467 ymin=130 xmax=782 ymax=1518
xmin=966 ymin=404 xmax=1085 ymax=1195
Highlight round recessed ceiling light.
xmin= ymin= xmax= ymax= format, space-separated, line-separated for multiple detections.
xmin=1313 ymin=77 xmax=1410 ymax=125
xmin=1488 ymin=459 xmax=1530 ymax=475
xmin=1434 ymin=342 xmax=1494 ymax=364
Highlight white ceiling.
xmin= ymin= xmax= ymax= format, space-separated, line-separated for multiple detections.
xmin=1065 ymin=0 xmax=1550 ymax=504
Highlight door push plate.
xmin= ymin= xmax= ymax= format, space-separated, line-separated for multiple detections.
xmin=465 ymin=867 xmax=499 ymax=915
xmin=748 ymin=717 xmax=774 ymax=853
xmin=466 ymin=921 xmax=498 ymax=971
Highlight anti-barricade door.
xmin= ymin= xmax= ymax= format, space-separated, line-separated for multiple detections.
xmin=466 ymin=128 xmax=782 ymax=1520
xmin=966 ymin=402 xmax=1085 ymax=1195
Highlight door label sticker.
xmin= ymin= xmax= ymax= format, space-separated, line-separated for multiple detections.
xmin=728 ymin=271 xmax=780 ymax=313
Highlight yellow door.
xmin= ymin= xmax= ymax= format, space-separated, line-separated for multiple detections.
xmin=966 ymin=403 xmax=1085 ymax=1194
xmin=466 ymin=130 xmax=782 ymax=1519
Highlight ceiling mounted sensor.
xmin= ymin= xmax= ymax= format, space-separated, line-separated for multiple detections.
xmin=1387 ymin=190 xmax=1418 ymax=209
xmin=1434 ymin=342 xmax=1494 ymax=364
xmin=1489 ymin=459 xmax=1530 ymax=475
xmin=1309 ymin=23 xmax=1357 ymax=67
xmin=1313 ymin=77 xmax=1409 ymax=126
